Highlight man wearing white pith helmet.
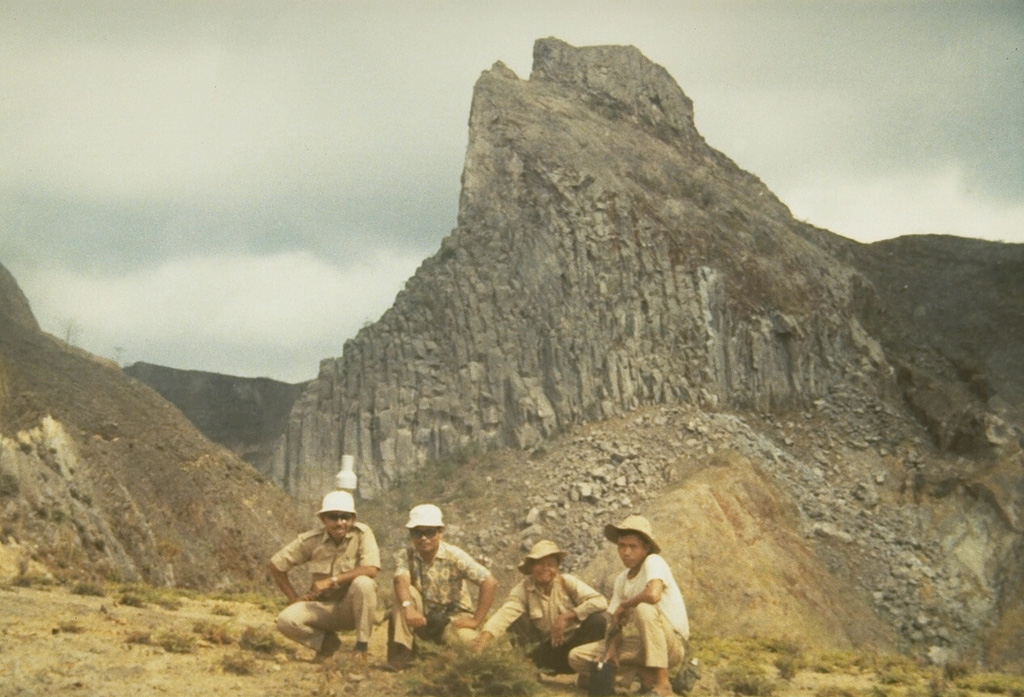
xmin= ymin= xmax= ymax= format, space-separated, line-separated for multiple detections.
xmin=386 ymin=503 xmax=497 ymax=670
xmin=268 ymin=490 xmax=380 ymax=666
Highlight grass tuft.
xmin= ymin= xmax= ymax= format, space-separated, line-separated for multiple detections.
xmin=71 ymin=581 xmax=106 ymax=597
xmin=222 ymin=650 xmax=258 ymax=675
xmin=239 ymin=625 xmax=284 ymax=654
xmin=404 ymin=639 xmax=540 ymax=697
xmin=193 ymin=619 xmax=236 ymax=645
xmin=152 ymin=629 xmax=196 ymax=654
xmin=716 ymin=659 xmax=776 ymax=696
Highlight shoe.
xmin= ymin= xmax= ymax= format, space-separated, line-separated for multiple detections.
xmin=313 ymin=631 xmax=341 ymax=663
xmin=348 ymin=650 xmax=369 ymax=681
xmin=671 ymin=663 xmax=700 ymax=695
xmin=384 ymin=642 xmax=412 ymax=672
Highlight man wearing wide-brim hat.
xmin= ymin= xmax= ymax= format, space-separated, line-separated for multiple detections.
xmin=568 ymin=515 xmax=689 ymax=697
xmin=473 ymin=539 xmax=608 ymax=673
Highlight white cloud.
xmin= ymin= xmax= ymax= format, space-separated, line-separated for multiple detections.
xmin=16 ymin=250 xmax=422 ymax=382
xmin=785 ymin=166 xmax=1024 ymax=244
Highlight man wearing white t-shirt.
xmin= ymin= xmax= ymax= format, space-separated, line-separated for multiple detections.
xmin=568 ymin=515 xmax=689 ymax=696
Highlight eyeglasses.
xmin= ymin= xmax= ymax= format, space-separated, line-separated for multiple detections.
xmin=321 ymin=512 xmax=355 ymax=522
xmin=410 ymin=527 xmax=441 ymax=539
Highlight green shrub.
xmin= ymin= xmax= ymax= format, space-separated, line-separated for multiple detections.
xmin=125 ymin=630 xmax=151 ymax=645
xmin=716 ymin=660 xmax=776 ymax=696
xmin=0 ymin=470 xmax=19 ymax=497
xmin=222 ymin=650 xmax=258 ymax=675
xmin=71 ymin=581 xmax=106 ymax=597
xmin=815 ymin=687 xmax=857 ymax=697
xmin=956 ymin=673 xmax=1024 ymax=696
xmin=153 ymin=629 xmax=196 ymax=654
xmin=775 ymin=653 xmax=800 ymax=680
xmin=119 ymin=593 xmax=146 ymax=607
xmin=193 ymin=619 xmax=235 ymax=645
xmin=404 ymin=640 xmax=540 ymax=697
xmin=239 ymin=625 xmax=283 ymax=654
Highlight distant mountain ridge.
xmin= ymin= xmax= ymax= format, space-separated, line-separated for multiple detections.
xmin=123 ymin=362 xmax=305 ymax=480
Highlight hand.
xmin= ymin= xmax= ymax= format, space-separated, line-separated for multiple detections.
xmin=472 ymin=631 xmax=493 ymax=652
xmin=310 ymin=577 xmax=336 ymax=596
xmin=550 ymin=612 xmax=572 ymax=646
xmin=611 ymin=603 xmax=630 ymax=628
xmin=602 ymin=644 xmax=620 ymax=667
xmin=450 ymin=615 xmax=479 ymax=630
xmin=403 ymin=606 xmax=427 ymax=630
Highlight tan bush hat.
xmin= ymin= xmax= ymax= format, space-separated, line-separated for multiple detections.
xmin=603 ymin=514 xmax=661 ymax=554
xmin=518 ymin=539 xmax=568 ymax=574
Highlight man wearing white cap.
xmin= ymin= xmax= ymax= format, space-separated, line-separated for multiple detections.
xmin=268 ymin=490 xmax=380 ymax=666
xmin=568 ymin=514 xmax=689 ymax=697
xmin=387 ymin=503 xmax=497 ymax=670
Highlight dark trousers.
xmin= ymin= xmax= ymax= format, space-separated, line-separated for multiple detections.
xmin=508 ymin=612 xmax=607 ymax=674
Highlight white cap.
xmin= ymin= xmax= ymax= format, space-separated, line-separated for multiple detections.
xmin=405 ymin=503 xmax=444 ymax=528
xmin=318 ymin=490 xmax=356 ymax=515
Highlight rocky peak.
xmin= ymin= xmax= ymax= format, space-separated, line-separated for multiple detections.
xmin=276 ymin=39 xmax=888 ymax=501
xmin=529 ymin=37 xmax=698 ymax=144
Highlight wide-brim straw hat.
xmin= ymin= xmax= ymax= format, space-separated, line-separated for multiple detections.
xmin=518 ymin=539 xmax=568 ymax=574
xmin=603 ymin=514 xmax=661 ymax=554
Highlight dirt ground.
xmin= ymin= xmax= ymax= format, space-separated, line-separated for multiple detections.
xmin=3 ymin=583 xmax=1021 ymax=697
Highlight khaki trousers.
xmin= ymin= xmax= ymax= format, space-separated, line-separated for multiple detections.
xmin=275 ymin=575 xmax=377 ymax=651
xmin=390 ymin=585 xmax=479 ymax=650
xmin=568 ymin=604 xmax=685 ymax=672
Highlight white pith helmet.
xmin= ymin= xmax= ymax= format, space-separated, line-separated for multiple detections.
xmin=318 ymin=490 xmax=356 ymax=515
xmin=405 ymin=503 xmax=444 ymax=528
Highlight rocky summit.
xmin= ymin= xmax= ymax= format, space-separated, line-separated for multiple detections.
xmin=266 ymin=39 xmax=1023 ymax=668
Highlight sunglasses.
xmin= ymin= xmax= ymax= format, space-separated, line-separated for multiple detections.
xmin=410 ymin=527 xmax=441 ymax=539
xmin=321 ymin=512 xmax=355 ymax=522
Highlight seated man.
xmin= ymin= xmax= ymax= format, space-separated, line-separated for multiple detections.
xmin=388 ymin=503 xmax=497 ymax=670
xmin=568 ymin=515 xmax=689 ymax=697
xmin=268 ymin=490 xmax=380 ymax=665
xmin=474 ymin=539 xmax=607 ymax=674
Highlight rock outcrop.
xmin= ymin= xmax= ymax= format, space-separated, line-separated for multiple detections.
xmin=278 ymin=38 xmax=886 ymax=500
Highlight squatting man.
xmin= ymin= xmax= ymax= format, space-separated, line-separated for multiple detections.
xmin=386 ymin=503 xmax=497 ymax=670
xmin=267 ymin=490 xmax=380 ymax=667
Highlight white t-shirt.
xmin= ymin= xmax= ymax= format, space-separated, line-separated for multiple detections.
xmin=608 ymin=553 xmax=689 ymax=639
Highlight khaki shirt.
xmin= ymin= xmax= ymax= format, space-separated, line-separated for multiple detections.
xmin=394 ymin=541 xmax=490 ymax=613
xmin=271 ymin=521 xmax=381 ymax=602
xmin=482 ymin=573 xmax=607 ymax=639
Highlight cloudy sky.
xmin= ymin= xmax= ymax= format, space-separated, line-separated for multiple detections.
xmin=1 ymin=1 xmax=1021 ymax=383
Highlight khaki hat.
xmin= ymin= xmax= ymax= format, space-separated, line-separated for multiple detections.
xmin=604 ymin=514 xmax=661 ymax=554
xmin=405 ymin=503 xmax=444 ymax=528
xmin=517 ymin=539 xmax=568 ymax=574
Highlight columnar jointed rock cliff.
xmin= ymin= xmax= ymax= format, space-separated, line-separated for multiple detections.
xmin=277 ymin=38 xmax=888 ymax=500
